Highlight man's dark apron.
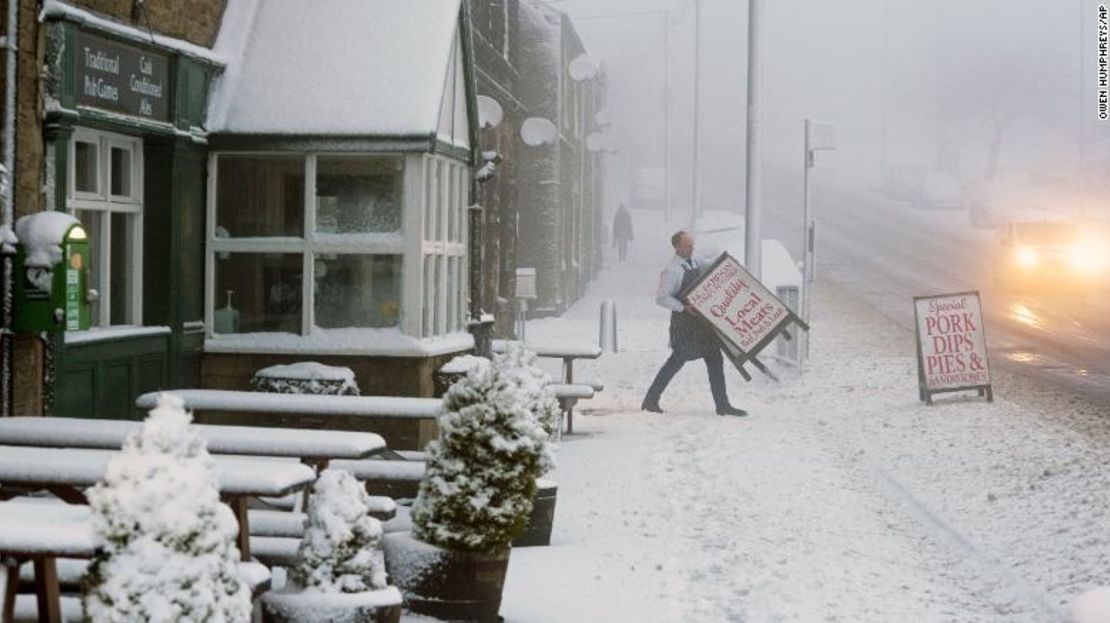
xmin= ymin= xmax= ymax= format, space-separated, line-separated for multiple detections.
xmin=669 ymin=262 xmax=720 ymax=361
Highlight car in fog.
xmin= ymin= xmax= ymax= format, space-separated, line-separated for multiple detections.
xmin=993 ymin=220 xmax=1108 ymax=291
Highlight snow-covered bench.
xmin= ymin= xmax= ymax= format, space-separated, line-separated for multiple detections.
xmin=329 ymin=459 xmax=426 ymax=500
xmin=492 ymin=339 xmax=604 ymax=434
xmin=0 ymin=500 xmax=95 ymax=623
xmin=1 ymin=501 xmax=269 ymax=623
xmin=0 ymin=446 xmax=314 ymax=563
xmin=0 ymin=416 xmax=388 ymax=473
xmin=247 ymin=498 xmax=397 ymax=538
xmin=136 ymin=389 xmax=443 ymax=450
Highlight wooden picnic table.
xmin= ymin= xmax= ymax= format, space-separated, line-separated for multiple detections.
xmin=136 ymin=390 xmax=444 ymax=450
xmin=492 ymin=339 xmax=603 ymax=433
xmin=0 ymin=500 xmax=96 ymax=623
xmin=0 ymin=416 xmax=388 ymax=472
xmin=0 ymin=445 xmax=314 ymax=563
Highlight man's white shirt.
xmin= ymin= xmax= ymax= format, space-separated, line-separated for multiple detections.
xmin=655 ymin=255 xmax=705 ymax=312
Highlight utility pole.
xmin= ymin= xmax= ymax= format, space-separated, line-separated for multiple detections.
xmin=663 ymin=11 xmax=671 ymax=225
xmin=692 ymin=0 xmax=702 ymax=225
xmin=744 ymin=0 xmax=763 ymax=278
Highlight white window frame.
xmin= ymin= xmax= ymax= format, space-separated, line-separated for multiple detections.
xmin=67 ymin=127 xmax=144 ymax=328
xmin=417 ymin=154 xmax=468 ymax=338
xmin=206 ymin=152 xmax=415 ymax=337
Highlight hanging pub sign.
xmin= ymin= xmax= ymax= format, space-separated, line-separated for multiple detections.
xmin=912 ymin=291 xmax=993 ymax=404
xmin=680 ymin=252 xmax=809 ymax=381
xmin=75 ymin=31 xmax=170 ymax=122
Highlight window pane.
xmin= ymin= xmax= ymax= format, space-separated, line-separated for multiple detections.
xmin=75 ymin=140 xmax=98 ymax=194
xmin=314 ymin=254 xmax=401 ymax=328
xmin=315 ymin=156 xmax=402 ymax=234
xmin=77 ymin=210 xmax=102 ymax=326
xmin=215 ymin=253 xmax=302 ymax=333
xmin=446 ymin=165 xmax=456 ymax=242
xmin=447 ymin=257 xmax=457 ymax=332
xmin=109 ymin=213 xmax=130 ymax=325
xmin=422 ymin=255 xmax=433 ymax=337
xmin=216 ymin=155 xmax=304 ymax=237
xmin=424 ymin=161 xmax=435 ymax=240
xmin=110 ymin=147 xmax=132 ymax=197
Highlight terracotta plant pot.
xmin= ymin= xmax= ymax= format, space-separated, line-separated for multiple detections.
xmin=260 ymin=586 xmax=403 ymax=623
xmin=513 ymin=478 xmax=557 ymax=547
xmin=382 ymin=532 xmax=510 ymax=622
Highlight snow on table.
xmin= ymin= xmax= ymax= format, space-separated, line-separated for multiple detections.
xmin=252 ymin=361 xmax=360 ymax=395
xmin=328 ymin=459 xmax=425 ymax=483
xmin=0 ymin=416 xmax=387 ymax=460
xmin=0 ymin=445 xmax=314 ymax=497
xmin=135 ymin=389 xmax=443 ymax=419
xmin=0 ymin=500 xmax=96 ymax=557
xmin=491 ymin=339 xmax=602 ymax=360
xmin=249 ymin=498 xmax=397 ymax=538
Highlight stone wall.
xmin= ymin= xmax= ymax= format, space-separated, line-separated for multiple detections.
xmin=68 ymin=0 xmax=226 ymax=47
xmin=201 ymin=352 xmax=462 ymax=399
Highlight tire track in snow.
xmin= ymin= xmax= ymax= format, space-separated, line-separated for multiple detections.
xmin=872 ymin=466 xmax=1065 ymax=621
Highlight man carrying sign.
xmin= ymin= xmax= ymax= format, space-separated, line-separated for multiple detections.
xmin=641 ymin=231 xmax=748 ymax=417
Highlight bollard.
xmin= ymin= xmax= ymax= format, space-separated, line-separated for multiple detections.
xmin=598 ymin=300 xmax=618 ymax=353
xmin=775 ymin=286 xmax=800 ymax=364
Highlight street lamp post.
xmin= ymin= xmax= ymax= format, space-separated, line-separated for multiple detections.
xmin=692 ymin=0 xmax=702 ymax=225
xmin=801 ymin=119 xmax=835 ymax=363
xmin=744 ymin=0 xmax=763 ymax=278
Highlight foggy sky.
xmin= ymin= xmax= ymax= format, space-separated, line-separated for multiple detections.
xmin=550 ymin=0 xmax=1106 ymax=222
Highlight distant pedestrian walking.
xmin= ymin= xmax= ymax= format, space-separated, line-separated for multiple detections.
xmin=642 ymin=231 xmax=747 ymax=417
xmin=612 ymin=204 xmax=634 ymax=261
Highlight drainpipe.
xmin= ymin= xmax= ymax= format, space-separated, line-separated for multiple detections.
xmin=1 ymin=0 xmax=19 ymax=418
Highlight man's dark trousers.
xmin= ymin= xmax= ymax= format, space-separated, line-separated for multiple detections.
xmin=643 ymin=346 xmax=728 ymax=410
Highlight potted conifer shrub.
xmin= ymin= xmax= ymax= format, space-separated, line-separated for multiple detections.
xmin=383 ymin=355 xmax=553 ymax=622
xmin=83 ymin=394 xmax=253 ymax=623
xmin=261 ymin=469 xmax=402 ymax=623
xmin=498 ymin=345 xmax=561 ymax=547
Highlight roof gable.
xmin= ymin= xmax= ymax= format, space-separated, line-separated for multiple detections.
xmin=207 ymin=0 xmax=465 ymax=137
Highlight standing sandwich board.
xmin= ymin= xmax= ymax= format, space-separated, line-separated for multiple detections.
xmin=913 ymin=291 xmax=993 ymax=404
xmin=680 ymin=252 xmax=809 ymax=381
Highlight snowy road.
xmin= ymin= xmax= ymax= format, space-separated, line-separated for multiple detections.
xmin=762 ymin=177 xmax=1110 ymax=408
xmin=498 ymin=208 xmax=1110 ymax=622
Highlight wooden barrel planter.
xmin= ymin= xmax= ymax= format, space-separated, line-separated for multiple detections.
xmin=382 ymin=532 xmax=510 ymax=622
xmin=513 ymin=478 xmax=557 ymax=547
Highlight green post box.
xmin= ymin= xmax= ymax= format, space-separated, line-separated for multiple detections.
xmin=12 ymin=212 xmax=91 ymax=333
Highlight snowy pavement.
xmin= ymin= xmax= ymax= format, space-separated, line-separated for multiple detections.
xmin=497 ymin=210 xmax=1110 ymax=622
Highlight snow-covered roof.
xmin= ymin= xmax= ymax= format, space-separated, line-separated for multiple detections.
xmin=207 ymin=0 xmax=466 ymax=137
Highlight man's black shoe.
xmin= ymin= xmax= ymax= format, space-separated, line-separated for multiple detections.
xmin=641 ymin=399 xmax=664 ymax=413
xmin=716 ymin=405 xmax=748 ymax=417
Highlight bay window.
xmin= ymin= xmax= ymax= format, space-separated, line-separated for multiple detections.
xmin=207 ymin=152 xmax=468 ymax=342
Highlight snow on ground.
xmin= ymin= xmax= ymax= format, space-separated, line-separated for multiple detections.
xmin=498 ymin=208 xmax=1110 ymax=622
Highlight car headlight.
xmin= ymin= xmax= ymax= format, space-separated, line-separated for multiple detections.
xmin=1015 ymin=246 xmax=1038 ymax=268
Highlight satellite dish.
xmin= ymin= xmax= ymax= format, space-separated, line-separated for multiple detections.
xmin=586 ymin=132 xmax=606 ymax=153
xmin=521 ymin=117 xmax=557 ymax=146
xmin=477 ymin=95 xmax=503 ymax=129
xmin=568 ymin=54 xmax=599 ymax=81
